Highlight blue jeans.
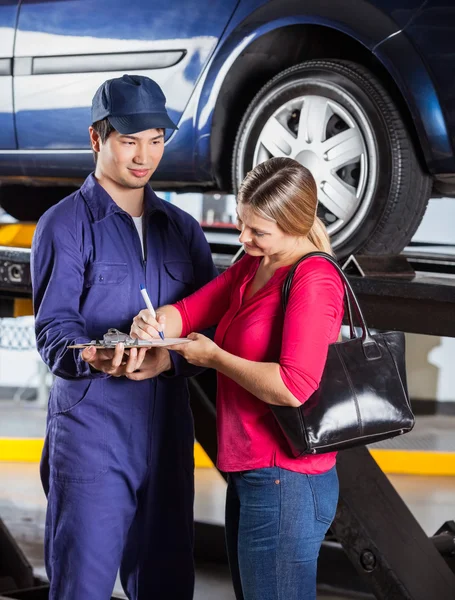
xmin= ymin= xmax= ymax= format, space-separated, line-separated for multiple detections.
xmin=225 ymin=466 xmax=339 ymax=600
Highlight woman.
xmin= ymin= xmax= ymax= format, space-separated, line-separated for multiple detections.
xmin=130 ymin=157 xmax=345 ymax=600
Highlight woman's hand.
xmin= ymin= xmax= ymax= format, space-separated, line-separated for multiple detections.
xmin=130 ymin=309 xmax=166 ymax=341
xmin=167 ymin=333 xmax=220 ymax=368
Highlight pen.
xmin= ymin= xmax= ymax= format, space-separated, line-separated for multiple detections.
xmin=140 ymin=284 xmax=165 ymax=340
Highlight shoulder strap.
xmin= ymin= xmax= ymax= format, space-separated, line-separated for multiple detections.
xmin=281 ymin=251 xmax=370 ymax=339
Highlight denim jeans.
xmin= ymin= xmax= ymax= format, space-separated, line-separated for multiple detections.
xmin=225 ymin=466 xmax=339 ymax=600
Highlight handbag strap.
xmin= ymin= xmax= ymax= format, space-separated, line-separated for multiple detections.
xmin=281 ymin=252 xmax=378 ymax=350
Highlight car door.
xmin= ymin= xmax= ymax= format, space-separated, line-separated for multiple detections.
xmin=0 ymin=1 xmax=19 ymax=150
xmin=13 ymin=0 xmax=239 ymax=150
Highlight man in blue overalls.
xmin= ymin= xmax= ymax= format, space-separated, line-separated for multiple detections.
xmin=31 ymin=74 xmax=218 ymax=599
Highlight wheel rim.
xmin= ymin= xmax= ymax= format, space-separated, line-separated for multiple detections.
xmin=238 ymin=83 xmax=378 ymax=247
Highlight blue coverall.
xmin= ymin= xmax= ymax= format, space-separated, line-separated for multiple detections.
xmin=31 ymin=174 xmax=218 ymax=599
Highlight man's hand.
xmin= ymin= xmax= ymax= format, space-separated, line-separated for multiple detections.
xmin=125 ymin=347 xmax=172 ymax=381
xmin=81 ymin=343 xmax=148 ymax=377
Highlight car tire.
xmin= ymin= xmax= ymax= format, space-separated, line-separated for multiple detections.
xmin=232 ymin=59 xmax=432 ymax=258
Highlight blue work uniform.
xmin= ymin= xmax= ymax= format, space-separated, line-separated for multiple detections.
xmin=31 ymin=174 xmax=218 ymax=600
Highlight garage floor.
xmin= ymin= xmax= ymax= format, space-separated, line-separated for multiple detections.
xmin=2 ymin=462 xmax=455 ymax=599
xmin=1 ymin=401 xmax=455 ymax=598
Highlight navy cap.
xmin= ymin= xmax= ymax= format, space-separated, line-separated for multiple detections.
xmin=91 ymin=74 xmax=178 ymax=134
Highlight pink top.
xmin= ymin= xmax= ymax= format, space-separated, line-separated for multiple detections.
xmin=174 ymin=254 xmax=345 ymax=474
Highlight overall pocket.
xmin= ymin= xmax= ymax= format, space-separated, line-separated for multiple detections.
xmin=49 ymin=377 xmax=93 ymax=415
xmin=82 ymin=261 xmax=131 ymax=329
xmin=84 ymin=261 xmax=128 ymax=287
xmin=163 ymin=260 xmax=195 ymax=301
xmin=49 ymin=379 xmax=107 ymax=483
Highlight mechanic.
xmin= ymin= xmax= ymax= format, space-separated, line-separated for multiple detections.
xmin=31 ymin=74 xmax=217 ymax=599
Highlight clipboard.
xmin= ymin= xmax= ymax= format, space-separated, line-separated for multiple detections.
xmin=68 ymin=338 xmax=191 ymax=349
xmin=67 ymin=329 xmax=191 ymax=350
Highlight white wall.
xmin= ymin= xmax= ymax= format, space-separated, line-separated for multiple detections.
xmin=412 ymin=197 xmax=455 ymax=245
xmin=0 ymin=317 xmax=41 ymax=393
xmin=407 ymin=197 xmax=455 ymax=403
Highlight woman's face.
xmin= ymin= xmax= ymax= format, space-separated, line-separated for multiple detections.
xmin=236 ymin=203 xmax=298 ymax=258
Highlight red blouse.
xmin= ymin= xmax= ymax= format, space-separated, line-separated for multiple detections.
xmin=174 ymin=253 xmax=345 ymax=474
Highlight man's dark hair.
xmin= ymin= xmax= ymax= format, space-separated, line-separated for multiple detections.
xmin=92 ymin=118 xmax=116 ymax=143
xmin=91 ymin=118 xmax=116 ymax=163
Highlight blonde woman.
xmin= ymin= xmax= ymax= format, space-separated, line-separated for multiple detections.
xmin=130 ymin=157 xmax=344 ymax=600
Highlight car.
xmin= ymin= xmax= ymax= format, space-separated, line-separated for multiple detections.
xmin=0 ymin=0 xmax=454 ymax=258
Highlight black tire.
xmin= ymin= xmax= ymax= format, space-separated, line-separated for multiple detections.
xmin=232 ymin=59 xmax=432 ymax=258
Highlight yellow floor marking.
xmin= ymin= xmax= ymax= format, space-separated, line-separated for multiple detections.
xmin=369 ymin=449 xmax=455 ymax=476
xmin=2 ymin=439 xmax=455 ymax=476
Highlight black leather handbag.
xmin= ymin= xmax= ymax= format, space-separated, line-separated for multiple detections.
xmin=270 ymin=252 xmax=415 ymax=457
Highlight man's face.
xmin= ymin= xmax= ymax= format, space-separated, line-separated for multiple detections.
xmin=90 ymin=127 xmax=165 ymax=189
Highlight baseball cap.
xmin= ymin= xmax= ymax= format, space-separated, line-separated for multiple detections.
xmin=91 ymin=74 xmax=178 ymax=134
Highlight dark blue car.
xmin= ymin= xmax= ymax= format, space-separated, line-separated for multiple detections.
xmin=0 ymin=0 xmax=454 ymax=257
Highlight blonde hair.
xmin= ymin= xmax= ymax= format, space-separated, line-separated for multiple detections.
xmin=237 ymin=157 xmax=333 ymax=255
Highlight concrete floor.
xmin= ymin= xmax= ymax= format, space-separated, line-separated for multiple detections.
xmin=1 ymin=403 xmax=455 ymax=598
xmin=1 ymin=463 xmax=455 ymax=599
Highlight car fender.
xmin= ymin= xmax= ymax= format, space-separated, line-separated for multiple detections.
xmin=190 ymin=1 xmax=452 ymax=180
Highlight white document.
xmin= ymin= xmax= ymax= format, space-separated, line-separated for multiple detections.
xmin=68 ymin=338 xmax=192 ymax=349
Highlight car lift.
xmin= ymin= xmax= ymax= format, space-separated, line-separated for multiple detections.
xmin=0 ymin=247 xmax=455 ymax=599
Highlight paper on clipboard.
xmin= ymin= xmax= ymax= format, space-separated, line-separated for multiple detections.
xmin=67 ymin=328 xmax=193 ymax=350
xmin=68 ymin=338 xmax=191 ymax=350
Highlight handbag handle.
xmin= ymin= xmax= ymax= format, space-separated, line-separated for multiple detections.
xmin=281 ymin=252 xmax=381 ymax=357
